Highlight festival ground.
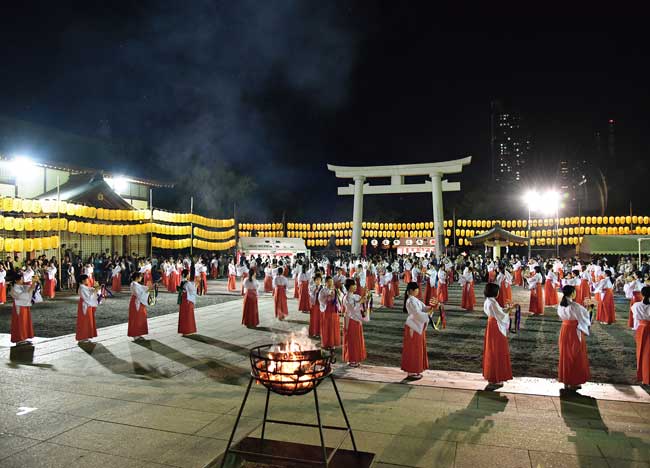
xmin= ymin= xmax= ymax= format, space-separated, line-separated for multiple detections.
xmin=1 ymin=278 xmax=638 ymax=384
xmin=1 ymin=280 xmax=650 ymax=467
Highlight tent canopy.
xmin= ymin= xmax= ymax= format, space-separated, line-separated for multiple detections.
xmin=238 ymin=237 xmax=307 ymax=256
xmin=578 ymin=235 xmax=650 ymax=255
xmin=467 ymin=223 xmax=529 ymax=246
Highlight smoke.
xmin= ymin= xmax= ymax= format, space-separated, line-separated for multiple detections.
xmin=112 ymin=0 xmax=358 ymax=218
xmin=270 ymin=327 xmax=318 ymax=352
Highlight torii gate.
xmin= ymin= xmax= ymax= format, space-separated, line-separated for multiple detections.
xmin=327 ymin=156 xmax=472 ymax=258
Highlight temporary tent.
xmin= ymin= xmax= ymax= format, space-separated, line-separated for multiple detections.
xmin=578 ymin=235 xmax=650 ymax=264
xmin=238 ymin=237 xmax=308 ymax=258
xmin=467 ymin=223 xmax=529 ymax=260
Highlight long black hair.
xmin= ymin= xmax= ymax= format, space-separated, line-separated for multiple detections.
xmin=560 ymin=285 xmax=576 ymax=307
xmin=402 ymin=281 xmax=419 ymax=313
xmin=642 ymin=286 xmax=650 ymax=305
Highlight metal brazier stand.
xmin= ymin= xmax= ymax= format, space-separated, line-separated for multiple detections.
xmin=219 ymin=345 xmax=373 ymax=467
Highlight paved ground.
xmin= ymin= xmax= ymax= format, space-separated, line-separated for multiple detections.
xmin=1 ymin=280 xmax=650 ymax=467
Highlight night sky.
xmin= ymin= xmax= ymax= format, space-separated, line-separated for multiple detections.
xmin=1 ymin=2 xmax=648 ymax=220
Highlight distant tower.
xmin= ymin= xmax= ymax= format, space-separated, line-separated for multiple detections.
xmin=607 ymin=119 xmax=615 ymax=160
xmin=490 ymin=100 xmax=531 ymax=185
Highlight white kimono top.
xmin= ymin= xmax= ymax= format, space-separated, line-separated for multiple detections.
xmin=437 ymin=269 xmax=447 ymax=284
xmin=484 ymin=297 xmax=509 ymax=337
xmin=228 ymin=264 xmax=237 ymax=276
xmin=79 ymin=284 xmax=99 ymax=315
xmin=273 ymin=275 xmax=288 ymax=289
xmin=112 ymin=265 xmax=122 ymax=278
xmin=405 ymin=296 xmax=429 ymax=335
xmin=310 ymin=283 xmax=323 ymax=306
xmin=130 ymin=281 xmax=149 ymax=310
xmin=557 ymin=299 xmax=591 ymax=341
xmin=11 ymin=284 xmax=33 ymax=308
xmin=318 ymin=286 xmax=336 ymax=312
xmin=46 ymin=266 xmax=57 ymax=280
xmin=183 ymin=280 xmax=197 ymax=304
xmin=632 ymin=301 xmax=650 ymax=330
xmin=243 ymin=278 xmax=259 ymax=294
xmin=344 ymin=293 xmax=363 ymax=323
xmin=427 ymin=269 xmax=437 ymax=287
xmin=528 ymin=273 xmax=542 ymax=290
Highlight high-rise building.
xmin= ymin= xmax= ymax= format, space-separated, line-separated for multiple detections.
xmin=558 ymin=158 xmax=588 ymax=209
xmin=490 ymin=100 xmax=532 ymax=184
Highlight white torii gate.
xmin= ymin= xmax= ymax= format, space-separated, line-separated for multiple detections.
xmin=327 ymin=156 xmax=472 ymax=258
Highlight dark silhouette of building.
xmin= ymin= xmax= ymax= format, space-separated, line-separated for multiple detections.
xmin=490 ymin=100 xmax=532 ymax=185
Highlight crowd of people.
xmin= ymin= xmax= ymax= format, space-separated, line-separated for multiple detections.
xmin=4 ymin=248 xmax=650 ymax=392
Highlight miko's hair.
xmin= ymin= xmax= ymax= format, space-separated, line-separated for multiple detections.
xmin=345 ymin=278 xmax=355 ymax=290
xmin=642 ymin=286 xmax=650 ymax=305
xmin=402 ymin=281 xmax=420 ymax=313
xmin=560 ymin=285 xmax=576 ymax=307
xmin=484 ymin=283 xmax=499 ymax=298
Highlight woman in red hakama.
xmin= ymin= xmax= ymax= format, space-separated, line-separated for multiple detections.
xmin=128 ymin=273 xmax=150 ymax=339
xmin=142 ymin=263 xmax=153 ymax=288
xmin=513 ymin=259 xmax=523 ymax=286
xmin=227 ymin=262 xmax=237 ymax=292
xmin=528 ymin=267 xmax=544 ymax=315
xmin=273 ymin=268 xmax=289 ymax=321
xmin=241 ymin=270 xmax=260 ymax=328
xmin=263 ymin=265 xmax=273 ymax=293
xmin=76 ymin=275 xmax=99 ymax=342
xmin=381 ymin=269 xmax=394 ymax=308
xmin=318 ymin=276 xmax=341 ymax=350
xmin=557 ymin=285 xmax=592 ymax=390
xmin=10 ymin=277 xmax=37 ymax=345
xmin=178 ymin=270 xmax=197 ymax=336
xmin=112 ymin=264 xmax=122 ymax=293
xmin=293 ymin=263 xmax=302 ymax=299
xmin=392 ymin=268 xmax=400 ymax=298
xmin=625 ymin=276 xmax=644 ymax=328
xmin=298 ymin=269 xmax=311 ymax=313
xmin=44 ymin=263 xmax=57 ymax=299
xmin=309 ymin=274 xmax=323 ymax=337
xmin=401 ymin=282 xmax=431 ymax=379
xmin=403 ymin=267 xmax=412 ymax=284
xmin=460 ymin=269 xmax=476 ymax=311
xmin=374 ymin=268 xmax=382 ymax=296
xmin=482 ymin=283 xmax=513 ymax=386
xmin=437 ymin=267 xmax=448 ymax=304
xmin=240 ymin=267 xmax=249 ymax=297
xmin=343 ymin=279 xmax=367 ymax=367
xmin=632 ymin=287 xmax=650 ymax=385
xmin=544 ymin=268 xmax=559 ymax=307
xmin=0 ymin=265 xmax=6 ymax=304
xmin=579 ymin=267 xmax=591 ymax=304
xmin=211 ymin=260 xmax=218 ymax=279
xmin=595 ymin=272 xmax=616 ymax=324
xmin=366 ymin=264 xmax=376 ymax=292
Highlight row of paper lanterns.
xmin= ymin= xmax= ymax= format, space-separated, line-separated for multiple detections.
xmin=0 ymin=197 xmax=235 ymax=228
xmin=238 ymin=223 xmax=283 ymax=231
xmin=193 ymin=227 xmax=236 ymax=240
xmin=237 ymin=231 xmax=284 ymax=238
xmin=152 ymin=237 xmax=236 ymax=251
xmin=0 ymin=236 xmax=60 ymax=253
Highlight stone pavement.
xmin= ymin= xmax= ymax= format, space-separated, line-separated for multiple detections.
xmin=1 ymin=284 xmax=650 ymax=467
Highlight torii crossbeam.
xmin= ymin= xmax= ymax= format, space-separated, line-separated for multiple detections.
xmin=327 ymin=156 xmax=472 ymax=258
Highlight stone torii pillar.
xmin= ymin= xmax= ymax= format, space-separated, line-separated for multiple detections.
xmin=328 ymin=157 xmax=472 ymax=258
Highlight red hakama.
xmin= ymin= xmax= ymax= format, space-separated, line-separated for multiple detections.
xmin=298 ymin=281 xmax=310 ymax=312
xmin=400 ymin=327 xmax=428 ymax=374
xmin=488 ymin=270 xmax=496 ymax=283
xmin=44 ymin=278 xmax=56 ymax=299
xmin=240 ymin=272 xmax=248 ymax=296
xmin=88 ymin=275 xmax=95 ymax=287
xmin=211 ymin=265 xmax=218 ymax=279
xmin=529 ymin=284 xmax=544 ymax=315
xmin=636 ymin=320 xmax=650 ymax=384
xmin=392 ymin=275 xmax=400 ymax=298
xmin=143 ymin=271 xmax=152 ymax=287
xmin=596 ymin=289 xmax=616 ymax=324
xmin=344 ymin=319 xmax=367 ymax=363
xmin=293 ymin=278 xmax=300 ymax=298
xmin=404 ymin=270 xmax=412 ymax=283
xmin=274 ymin=285 xmax=288 ymax=320
xmin=544 ymin=279 xmax=558 ymax=306
xmin=461 ymin=282 xmax=476 ymax=311
xmin=112 ymin=274 xmax=122 ymax=293
xmin=558 ymin=320 xmax=590 ymax=386
xmin=482 ymin=317 xmax=512 ymax=383
xmin=374 ymin=278 xmax=381 ymax=295
xmin=242 ymin=290 xmax=259 ymax=327
xmin=76 ymin=298 xmax=97 ymax=341
xmin=0 ymin=283 xmax=6 ymax=303
xmin=10 ymin=304 xmax=34 ymax=343
xmin=437 ymin=283 xmax=448 ymax=303
xmin=309 ymin=302 xmax=321 ymax=337
xmin=574 ymin=282 xmax=584 ymax=306
xmin=579 ymin=279 xmax=591 ymax=304
xmin=320 ymin=302 xmax=341 ymax=348
xmin=381 ymin=284 xmax=394 ymax=308
xmin=178 ymin=293 xmax=197 ymax=335
xmin=227 ymin=274 xmax=237 ymax=291
xmin=199 ymin=272 xmax=208 ymax=294
xmin=263 ymin=275 xmax=273 ymax=293
xmin=513 ymin=269 xmax=523 ymax=286
xmin=127 ymin=296 xmax=149 ymax=337
xmin=367 ymin=275 xmax=375 ymax=291
xmin=496 ymin=286 xmax=507 ymax=308
xmin=629 ymin=291 xmax=643 ymax=328
xmin=424 ymin=283 xmax=436 ymax=306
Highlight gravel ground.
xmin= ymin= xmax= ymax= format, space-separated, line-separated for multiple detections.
xmin=0 ymin=279 xmax=240 ymax=338
xmin=362 ymin=283 xmax=639 ymax=385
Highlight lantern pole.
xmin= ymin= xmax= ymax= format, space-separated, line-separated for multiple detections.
xmin=190 ymin=196 xmax=194 ymax=256
xmin=149 ymin=188 xmax=153 ymax=259
xmin=57 ymin=175 xmax=61 ymax=286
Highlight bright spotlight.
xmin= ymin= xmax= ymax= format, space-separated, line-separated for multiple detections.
xmin=524 ymin=190 xmax=541 ymax=210
xmin=10 ymin=155 xmax=37 ymax=179
xmin=109 ymin=176 xmax=129 ymax=193
xmin=541 ymin=190 xmax=560 ymax=215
